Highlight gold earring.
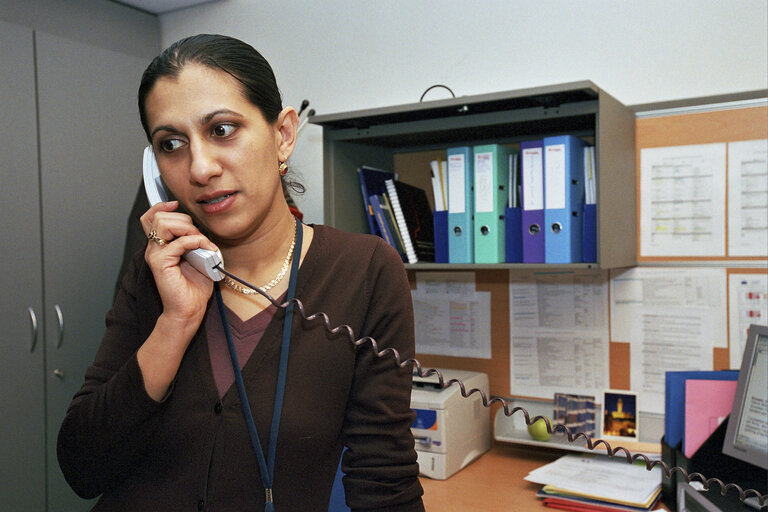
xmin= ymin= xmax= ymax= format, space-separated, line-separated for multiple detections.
xmin=278 ymin=162 xmax=288 ymax=176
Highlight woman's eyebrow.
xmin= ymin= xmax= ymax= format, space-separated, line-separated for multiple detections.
xmin=150 ymin=109 xmax=242 ymax=139
xmin=150 ymin=124 xmax=176 ymax=139
xmin=201 ymin=109 xmax=242 ymax=124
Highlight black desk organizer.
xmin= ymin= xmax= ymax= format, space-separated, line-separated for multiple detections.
xmin=661 ymin=416 xmax=767 ymax=511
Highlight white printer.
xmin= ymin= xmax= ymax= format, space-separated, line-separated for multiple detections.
xmin=410 ymin=369 xmax=491 ymax=480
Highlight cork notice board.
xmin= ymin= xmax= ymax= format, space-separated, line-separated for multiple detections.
xmin=636 ymin=104 xmax=767 ymax=372
xmin=408 ymin=103 xmax=766 ymax=404
xmin=636 ymin=105 xmax=768 ymax=262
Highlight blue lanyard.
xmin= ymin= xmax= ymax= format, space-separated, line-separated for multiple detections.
xmin=214 ymin=217 xmax=302 ymax=512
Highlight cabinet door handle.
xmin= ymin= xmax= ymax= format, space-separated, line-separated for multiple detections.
xmin=54 ymin=304 xmax=64 ymax=349
xmin=28 ymin=307 xmax=39 ymax=352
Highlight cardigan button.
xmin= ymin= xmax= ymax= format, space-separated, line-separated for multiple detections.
xmin=214 ymin=401 xmax=223 ymax=415
xmin=197 ymin=499 xmax=205 ymax=511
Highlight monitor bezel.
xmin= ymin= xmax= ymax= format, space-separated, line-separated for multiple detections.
xmin=722 ymin=323 xmax=768 ymax=470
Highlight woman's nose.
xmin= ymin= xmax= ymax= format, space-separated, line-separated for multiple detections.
xmin=188 ymin=142 xmax=222 ymax=184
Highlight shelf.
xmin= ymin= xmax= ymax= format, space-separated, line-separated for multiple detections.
xmin=311 ymin=80 xmax=601 ymax=129
xmin=310 ymin=81 xmax=636 ymax=269
xmin=405 ymin=263 xmax=601 ymax=271
xmin=492 ymin=399 xmax=662 ymax=459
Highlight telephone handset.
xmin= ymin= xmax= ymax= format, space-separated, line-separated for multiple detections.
xmin=142 ymin=146 xmax=225 ymax=281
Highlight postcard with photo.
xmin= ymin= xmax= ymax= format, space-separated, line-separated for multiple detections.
xmin=601 ymin=390 xmax=638 ymax=440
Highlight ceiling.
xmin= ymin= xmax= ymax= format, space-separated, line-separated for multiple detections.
xmin=110 ymin=0 xmax=221 ymax=15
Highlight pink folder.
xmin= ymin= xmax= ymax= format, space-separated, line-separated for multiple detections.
xmin=683 ymin=379 xmax=738 ymax=458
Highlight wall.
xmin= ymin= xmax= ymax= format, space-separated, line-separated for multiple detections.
xmin=158 ymin=0 xmax=768 ymax=224
xmin=0 ymin=0 xmax=159 ymax=58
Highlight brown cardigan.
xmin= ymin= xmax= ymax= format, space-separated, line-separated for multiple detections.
xmin=58 ymin=224 xmax=425 ymax=512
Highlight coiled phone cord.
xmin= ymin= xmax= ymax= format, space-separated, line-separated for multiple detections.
xmin=215 ymin=265 xmax=767 ymax=508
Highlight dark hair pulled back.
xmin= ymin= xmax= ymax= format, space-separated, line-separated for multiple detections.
xmin=138 ymin=34 xmax=283 ymax=141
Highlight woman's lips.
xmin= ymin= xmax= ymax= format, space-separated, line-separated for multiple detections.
xmin=198 ymin=191 xmax=237 ymax=214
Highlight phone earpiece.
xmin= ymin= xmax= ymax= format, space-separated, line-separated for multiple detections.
xmin=142 ymin=145 xmax=225 ymax=281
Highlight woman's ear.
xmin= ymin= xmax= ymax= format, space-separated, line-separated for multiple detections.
xmin=275 ymin=106 xmax=299 ymax=162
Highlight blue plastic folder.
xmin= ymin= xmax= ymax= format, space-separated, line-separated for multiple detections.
xmin=664 ymin=370 xmax=739 ymax=448
xmin=543 ymin=135 xmax=587 ymax=263
xmin=505 ymin=206 xmax=522 ymax=262
xmin=473 ymin=144 xmax=510 ymax=263
xmin=582 ymin=203 xmax=597 ymax=263
xmin=447 ymin=146 xmax=474 ymax=263
xmin=433 ymin=210 xmax=449 ymax=263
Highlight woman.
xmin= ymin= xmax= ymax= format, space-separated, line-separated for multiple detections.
xmin=57 ymin=34 xmax=424 ymax=512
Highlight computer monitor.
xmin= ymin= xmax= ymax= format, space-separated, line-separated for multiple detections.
xmin=722 ymin=324 xmax=768 ymax=470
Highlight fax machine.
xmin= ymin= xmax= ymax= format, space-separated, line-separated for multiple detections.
xmin=410 ymin=369 xmax=491 ymax=479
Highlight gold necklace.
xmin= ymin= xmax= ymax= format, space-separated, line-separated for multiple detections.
xmin=222 ymin=222 xmax=297 ymax=295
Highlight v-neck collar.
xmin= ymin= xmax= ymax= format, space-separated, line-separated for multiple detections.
xmin=193 ymin=223 xmax=322 ymax=405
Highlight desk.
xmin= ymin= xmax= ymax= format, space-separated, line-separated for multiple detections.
xmin=419 ymin=443 xmax=670 ymax=511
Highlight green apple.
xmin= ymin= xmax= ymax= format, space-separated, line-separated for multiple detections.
xmin=527 ymin=417 xmax=552 ymax=442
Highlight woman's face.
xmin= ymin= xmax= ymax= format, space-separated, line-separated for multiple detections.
xmin=143 ymin=63 xmax=293 ymax=245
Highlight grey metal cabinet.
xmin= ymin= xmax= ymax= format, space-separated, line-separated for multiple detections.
xmin=0 ymin=20 xmax=150 ymax=511
xmin=0 ymin=20 xmax=47 ymax=512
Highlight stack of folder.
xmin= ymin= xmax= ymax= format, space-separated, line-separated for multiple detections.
xmin=435 ymin=136 xmax=596 ymax=265
xmin=357 ymin=165 xmax=435 ymax=263
xmin=359 ymin=134 xmax=596 ymax=266
xmin=535 ymin=489 xmax=662 ymax=512
xmin=358 ymin=165 xmax=397 ymax=240
xmin=663 ymin=370 xmax=739 ymax=458
xmin=525 ymin=454 xmax=663 ymax=511
xmin=660 ymin=369 xmax=739 ymax=504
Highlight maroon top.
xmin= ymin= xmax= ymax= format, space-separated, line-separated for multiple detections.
xmin=206 ymin=295 xmax=281 ymax=398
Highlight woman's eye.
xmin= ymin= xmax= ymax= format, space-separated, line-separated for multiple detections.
xmin=213 ymin=124 xmax=236 ymax=137
xmin=158 ymin=139 xmax=183 ymax=152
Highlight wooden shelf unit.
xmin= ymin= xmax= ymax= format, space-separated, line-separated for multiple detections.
xmin=310 ymin=80 xmax=637 ymax=269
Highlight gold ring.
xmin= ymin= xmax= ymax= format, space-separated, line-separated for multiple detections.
xmin=147 ymin=229 xmax=167 ymax=246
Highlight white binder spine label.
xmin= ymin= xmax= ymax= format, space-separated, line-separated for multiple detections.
xmin=545 ymin=143 xmax=566 ymax=210
xmin=475 ymin=151 xmax=493 ymax=213
xmin=448 ymin=153 xmax=466 ymax=214
xmin=522 ymin=147 xmax=543 ymax=211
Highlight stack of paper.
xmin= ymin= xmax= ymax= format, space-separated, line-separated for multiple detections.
xmin=525 ymin=454 xmax=663 ymax=511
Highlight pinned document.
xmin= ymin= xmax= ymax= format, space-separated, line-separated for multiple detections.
xmin=447 ymin=146 xmax=474 ymax=263
xmin=520 ymin=140 xmax=545 ymax=263
xmin=473 ymin=144 xmax=510 ymax=263
xmin=544 ymin=135 xmax=587 ymax=263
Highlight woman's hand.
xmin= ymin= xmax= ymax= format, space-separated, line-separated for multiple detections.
xmin=140 ymin=201 xmax=218 ymax=324
xmin=137 ymin=201 xmax=219 ymax=401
